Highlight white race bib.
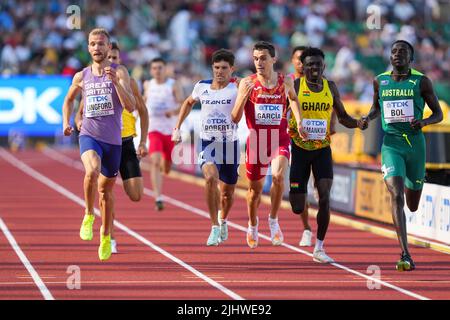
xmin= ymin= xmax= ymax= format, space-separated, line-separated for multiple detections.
xmin=255 ymin=104 xmax=282 ymax=125
xmin=85 ymin=94 xmax=114 ymax=118
xmin=302 ymin=118 xmax=327 ymax=140
xmin=383 ymin=99 xmax=414 ymax=123
xmin=202 ymin=114 xmax=235 ymax=141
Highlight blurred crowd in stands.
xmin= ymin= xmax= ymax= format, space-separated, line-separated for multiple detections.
xmin=1 ymin=0 xmax=449 ymax=103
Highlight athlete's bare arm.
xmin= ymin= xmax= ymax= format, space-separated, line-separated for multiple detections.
xmin=285 ymin=77 xmax=307 ymax=139
xmin=75 ymin=98 xmax=84 ymax=131
xmin=130 ymin=78 xmax=149 ymax=157
xmin=410 ymin=76 xmax=443 ymax=129
xmin=361 ymin=79 xmax=381 ymax=129
xmin=105 ymin=65 xmax=135 ymax=113
xmin=231 ymin=77 xmax=254 ymax=123
xmin=329 ymin=111 xmax=337 ymax=135
xmin=142 ymin=80 xmax=149 ymax=104
xmin=63 ymin=71 xmax=83 ymax=136
xmin=329 ymin=80 xmax=365 ymax=129
xmin=172 ymin=95 xmax=197 ymax=143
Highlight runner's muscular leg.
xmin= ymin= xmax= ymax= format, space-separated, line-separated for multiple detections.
xmin=219 ymin=181 xmax=235 ymax=221
xmin=150 ymin=152 xmax=163 ymax=198
xmin=97 ymin=174 xmax=117 ymax=236
xmin=289 ymin=192 xmax=307 ymax=214
xmin=163 ymin=159 xmax=172 ymax=175
xmin=385 ymin=176 xmax=410 ymax=256
xmin=247 ymin=179 xmax=264 ymax=226
xmin=81 ymin=150 xmax=100 ymax=214
xmin=123 ymin=177 xmax=143 ymax=202
xmin=315 ymin=178 xmax=333 ymax=241
xmin=202 ymin=163 xmax=220 ymax=226
xmin=405 ymin=187 xmax=422 ymax=212
xmin=269 ymin=155 xmax=289 ymax=219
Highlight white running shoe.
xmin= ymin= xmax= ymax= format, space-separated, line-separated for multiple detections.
xmin=207 ymin=226 xmax=221 ymax=246
xmin=313 ymin=249 xmax=335 ymax=263
xmin=219 ymin=220 xmax=228 ymax=242
xmin=299 ymin=229 xmax=313 ymax=247
xmin=111 ymin=239 xmax=118 ymax=254
xmin=268 ymin=217 xmax=284 ymax=246
xmin=246 ymin=218 xmax=258 ymax=249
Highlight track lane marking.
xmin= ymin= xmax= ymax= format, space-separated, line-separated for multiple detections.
xmin=0 ymin=218 xmax=54 ymax=300
xmin=39 ymin=147 xmax=432 ymax=300
xmin=0 ymin=148 xmax=243 ymax=300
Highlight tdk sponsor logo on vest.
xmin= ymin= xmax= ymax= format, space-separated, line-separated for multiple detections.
xmin=386 ymin=101 xmax=410 ymax=108
xmin=258 ymin=104 xmax=280 ymax=111
xmin=207 ymin=118 xmax=227 ymax=124
xmin=305 ymin=120 xmax=326 ymax=126
xmin=87 ymin=95 xmax=109 ymax=103
xmin=0 ymin=76 xmax=71 ymax=136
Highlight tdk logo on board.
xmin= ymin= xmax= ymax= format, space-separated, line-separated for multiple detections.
xmin=0 ymin=87 xmax=62 ymax=123
xmin=0 ymin=76 xmax=71 ymax=136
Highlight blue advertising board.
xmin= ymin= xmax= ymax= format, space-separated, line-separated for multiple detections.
xmin=0 ymin=75 xmax=72 ymax=136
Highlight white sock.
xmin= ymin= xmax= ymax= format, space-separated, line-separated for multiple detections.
xmin=156 ymin=196 xmax=163 ymax=202
xmin=268 ymin=216 xmax=278 ymax=224
xmin=315 ymin=239 xmax=324 ymax=251
xmin=219 ymin=218 xmax=227 ymax=225
xmin=212 ymin=225 xmax=220 ymax=230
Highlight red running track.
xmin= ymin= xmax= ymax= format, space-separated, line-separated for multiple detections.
xmin=0 ymin=148 xmax=449 ymax=300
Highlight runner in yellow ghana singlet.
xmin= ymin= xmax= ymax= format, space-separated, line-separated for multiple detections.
xmin=288 ymin=47 xmax=367 ymax=263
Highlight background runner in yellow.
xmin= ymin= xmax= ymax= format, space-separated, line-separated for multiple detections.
xmin=121 ymin=108 xmax=136 ymax=138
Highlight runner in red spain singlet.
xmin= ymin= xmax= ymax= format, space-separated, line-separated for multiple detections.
xmin=231 ymin=41 xmax=305 ymax=249
xmin=244 ymin=73 xmax=290 ymax=181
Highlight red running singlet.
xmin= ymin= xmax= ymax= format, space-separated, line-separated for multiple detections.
xmin=244 ymin=73 xmax=290 ymax=181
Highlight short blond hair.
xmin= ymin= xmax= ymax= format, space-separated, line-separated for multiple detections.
xmin=88 ymin=28 xmax=110 ymax=42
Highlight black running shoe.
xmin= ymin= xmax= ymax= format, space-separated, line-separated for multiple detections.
xmin=155 ymin=200 xmax=164 ymax=211
xmin=396 ymin=252 xmax=415 ymax=272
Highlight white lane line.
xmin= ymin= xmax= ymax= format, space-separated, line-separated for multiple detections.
xmin=0 ymin=148 xmax=243 ymax=301
xmin=0 ymin=218 xmax=55 ymax=300
xmin=3 ymin=279 xmax=448 ymax=285
xmin=41 ymin=147 xmax=431 ymax=301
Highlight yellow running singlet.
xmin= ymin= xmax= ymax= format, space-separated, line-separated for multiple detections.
xmin=289 ymin=77 xmax=333 ymax=150
xmin=121 ymin=109 xmax=137 ymax=138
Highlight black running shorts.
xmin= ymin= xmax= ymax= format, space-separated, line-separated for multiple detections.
xmin=119 ymin=137 xmax=142 ymax=181
xmin=289 ymin=142 xmax=333 ymax=194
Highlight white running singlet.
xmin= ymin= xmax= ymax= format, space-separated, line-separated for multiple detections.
xmin=146 ymin=78 xmax=177 ymax=135
xmin=191 ymin=79 xmax=238 ymax=142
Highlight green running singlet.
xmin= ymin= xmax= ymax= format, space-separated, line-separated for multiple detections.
xmin=377 ymin=69 xmax=426 ymax=190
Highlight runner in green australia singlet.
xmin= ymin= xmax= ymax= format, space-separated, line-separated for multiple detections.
xmin=377 ymin=68 xmax=427 ymax=191
xmin=361 ymin=40 xmax=443 ymax=272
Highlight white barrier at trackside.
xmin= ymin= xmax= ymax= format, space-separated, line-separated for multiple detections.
xmin=405 ymin=183 xmax=450 ymax=245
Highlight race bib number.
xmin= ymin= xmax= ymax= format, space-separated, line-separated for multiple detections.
xmin=302 ymin=118 xmax=327 ymax=140
xmin=383 ymin=99 xmax=414 ymax=123
xmin=255 ymin=104 xmax=282 ymax=125
xmin=85 ymin=94 xmax=114 ymax=118
xmin=202 ymin=115 xmax=236 ymax=141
